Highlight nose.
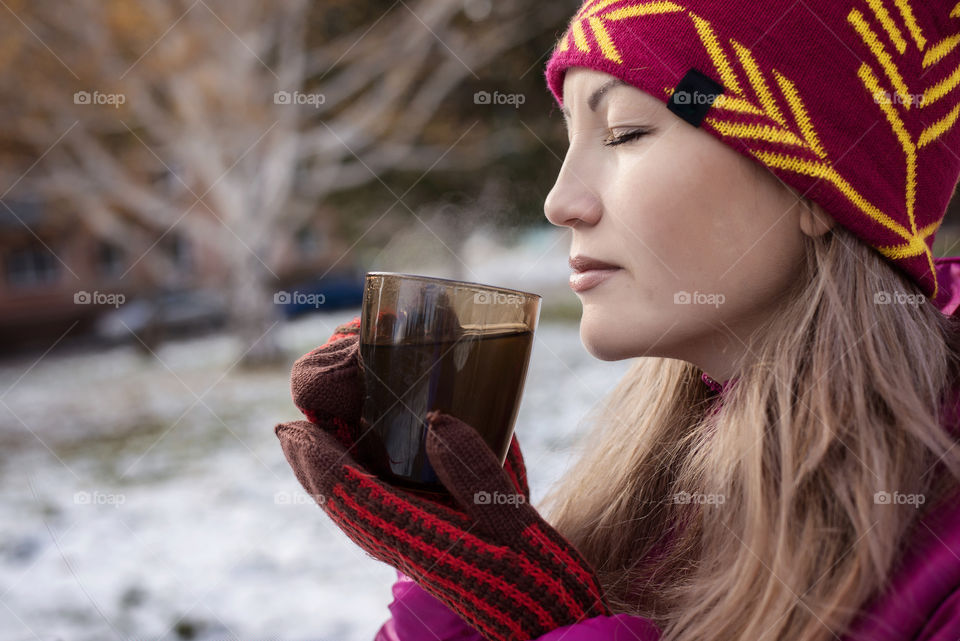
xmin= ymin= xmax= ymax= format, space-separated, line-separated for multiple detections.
xmin=544 ymin=149 xmax=602 ymax=228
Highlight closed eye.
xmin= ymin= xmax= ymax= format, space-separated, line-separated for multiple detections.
xmin=603 ymin=128 xmax=651 ymax=147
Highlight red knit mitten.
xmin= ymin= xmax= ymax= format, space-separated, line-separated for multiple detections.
xmin=274 ymin=410 xmax=611 ymax=641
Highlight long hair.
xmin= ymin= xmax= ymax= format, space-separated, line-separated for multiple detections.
xmin=540 ymin=223 xmax=960 ymax=641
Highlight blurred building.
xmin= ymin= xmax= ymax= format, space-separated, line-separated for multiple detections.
xmin=0 ymin=199 xmax=349 ymax=353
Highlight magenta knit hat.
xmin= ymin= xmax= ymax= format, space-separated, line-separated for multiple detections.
xmin=545 ymin=0 xmax=960 ymax=307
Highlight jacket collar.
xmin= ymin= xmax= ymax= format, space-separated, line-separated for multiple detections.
xmin=701 ymin=372 xmax=731 ymax=395
xmin=933 ymin=256 xmax=960 ymax=315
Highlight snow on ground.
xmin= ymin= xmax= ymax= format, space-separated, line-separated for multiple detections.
xmin=0 ymin=303 xmax=631 ymax=641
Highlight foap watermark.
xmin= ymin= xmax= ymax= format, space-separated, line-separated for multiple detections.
xmin=473 ymin=291 xmax=524 ymax=306
xmin=74 ymin=490 xmax=126 ymax=507
xmin=674 ymin=290 xmax=725 ymax=308
xmin=275 ymin=490 xmax=326 ymax=505
xmin=474 ymin=90 xmax=525 ymax=109
xmin=274 ymin=90 xmax=326 ymax=108
xmin=672 ymin=89 xmax=722 ymax=106
xmin=874 ymin=490 xmax=925 ymax=508
xmin=473 ymin=490 xmax=525 ymax=506
xmin=74 ymin=90 xmax=126 ymax=108
xmin=873 ymin=90 xmax=925 ymax=107
xmin=672 ymin=491 xmax=725 ymax=505
xmin=274 ymin=290 xmax=325 ymax=308
xmin=873 ymin=290 xmax=925 ymax=307
xmin=74 ymin=290 xmax=125 ymax=308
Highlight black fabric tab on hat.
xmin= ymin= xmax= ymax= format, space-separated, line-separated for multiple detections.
xmin=666 ymin=68 xmax=725 ymax=127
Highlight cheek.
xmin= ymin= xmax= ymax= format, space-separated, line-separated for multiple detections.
xmin=577 ymin=139 xmax=808 ymax=361
xmin=612 ymin=143 xmax=805 ymax=304
xmin=605 ymin=149 xmax=721 ymax=295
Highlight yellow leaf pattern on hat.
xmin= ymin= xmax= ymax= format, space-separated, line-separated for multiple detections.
xmin=557 ymin=1 xmax=684 ymax=64
xmin=845 ymin=0 xmax=960 ymax=295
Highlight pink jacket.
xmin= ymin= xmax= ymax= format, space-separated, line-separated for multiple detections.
xmin=373 ymin=257 xmax=960 ymax=641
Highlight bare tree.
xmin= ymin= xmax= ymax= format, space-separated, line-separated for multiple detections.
xmin=0 ymin=0 xmax=566 ymax=364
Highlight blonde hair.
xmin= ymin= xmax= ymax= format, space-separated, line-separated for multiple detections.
xmin=540 ymin=224 xmax=960 ymax=641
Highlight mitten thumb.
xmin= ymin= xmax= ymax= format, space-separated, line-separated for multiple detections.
xmin=424 ymin=411 xmax=535 ymax=541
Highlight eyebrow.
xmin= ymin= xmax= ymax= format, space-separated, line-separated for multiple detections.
xmin=561 ymin=77 xmax=627 ymax=122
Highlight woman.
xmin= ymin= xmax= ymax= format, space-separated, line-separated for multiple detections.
xmin=274 ymin=1 xmax=960 ymax=639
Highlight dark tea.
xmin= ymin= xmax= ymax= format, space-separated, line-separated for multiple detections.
xmin=358 ymin=330 xmax=534 ymax=492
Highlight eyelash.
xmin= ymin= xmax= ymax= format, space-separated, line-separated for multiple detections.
xmin=603 ymin=128 xmax=651 ymax=147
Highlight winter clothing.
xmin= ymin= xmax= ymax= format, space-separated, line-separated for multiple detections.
xmin=544 ymin=0 xmax=960 ymax=304
xmin=276 ymin=412 xmax=613 ymax=641
xmin=371 ymin=477 xmax=960 ymax=641
xmin=375 ymin=572 xmax=659 ymax=641
xmin=277 ymin=319 xmax=613 ymax=640
xmin=700 ymin=372 xmax=725 ymax=395
xmin=842 ymin=485 xmax=960 ymax=641
xmin=289 ymin=316 xmax=365 ymax=453
xmin=933 ymin=256 xmax=960 ymax=316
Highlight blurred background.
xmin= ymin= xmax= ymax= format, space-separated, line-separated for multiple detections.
xmin=2 ymin=1 xmax=960 ymax=640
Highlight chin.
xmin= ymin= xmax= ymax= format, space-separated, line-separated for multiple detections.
xmin=580 ymin=324 xmax=632 ymax=361
xmin=579 ymin=306 xmax=680 ymax=361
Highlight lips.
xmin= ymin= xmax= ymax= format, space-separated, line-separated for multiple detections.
xmin=568 ymin=255 xmax=621 ymax=293
xmin=569 ymin=255 xmax=621 ymax=272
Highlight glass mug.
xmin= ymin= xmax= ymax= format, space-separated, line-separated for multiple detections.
xmin=356 ymin=272 xmax=541 ymax=493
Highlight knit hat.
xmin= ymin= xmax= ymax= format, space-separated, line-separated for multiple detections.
xmin=545 ymin=0 xmax=960 ymax=308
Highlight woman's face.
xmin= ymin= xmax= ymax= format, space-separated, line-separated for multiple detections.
xmin=544 ymin=67 xmax=832 ymax=380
